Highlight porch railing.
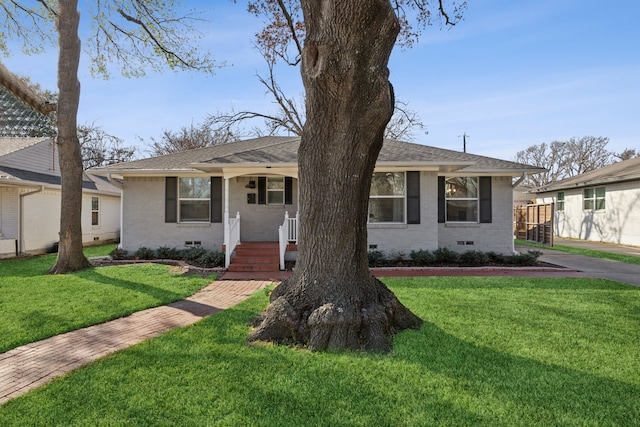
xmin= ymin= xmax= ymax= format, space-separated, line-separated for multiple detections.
xmin=278 ymin=211 xmax=298 ymax=270
xmin=225 ymin=211 xmax=241 ymax=268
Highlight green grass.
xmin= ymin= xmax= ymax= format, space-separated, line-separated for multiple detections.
xmin=1 ymin=277 xmax=638 ymax=426
xmin=516 ymin=238 xmax=640 ymax=265
xmin=0 ymin=252 xmax=215 ymax=353
xmin=83 ymin=243 xmax=117 ymax=258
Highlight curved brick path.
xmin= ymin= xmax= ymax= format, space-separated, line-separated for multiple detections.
xmin=0 ymin=280 xmax=271 ymax=405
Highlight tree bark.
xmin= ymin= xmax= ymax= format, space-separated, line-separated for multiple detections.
xmin=48 ymin=0 xmax=90 ymax=274
xmin=250 ymin=0 xmax=422 ymax=351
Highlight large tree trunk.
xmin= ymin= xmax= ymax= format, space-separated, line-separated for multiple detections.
xmin=48 ymin=0 xmax=90 ymax=274
xmin=250 ymin=0 xmax=422 ymax=351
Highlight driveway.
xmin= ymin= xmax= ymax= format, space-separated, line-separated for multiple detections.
xmin=516 ymin=237 xmax=640 ymax=287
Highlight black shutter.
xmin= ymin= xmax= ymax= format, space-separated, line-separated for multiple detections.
xmin=165 ymin=177 xmax=177 ymax=223
xmin=479 ymin=176 xmax=492 ymax=223
xmin=285 ymin=176 xmax=293 ymax=205
xmin=258 ymin=176 xmax=266 ymax=204
xmin=437 ymin=176 xmax=445 ymax=223
xmin=406 ymin=171 xmax=420 ymax=224
xmin=210 ymin=177 xmax=222 ymax=223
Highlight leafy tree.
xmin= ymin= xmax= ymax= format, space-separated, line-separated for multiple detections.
xmin=515 ymin=136 xmax=637 ymax=187
xmin=78 ymin=124 xmax=136 ymax=169
xmin=248 ymin=0 xmax=467 ymax=351
xmin=0 ymin=1 xmax=216 ymax=273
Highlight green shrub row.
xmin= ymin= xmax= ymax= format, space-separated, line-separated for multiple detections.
xmin=110 ymin=246 xmax=225 ymax=268
xmin=368 ymin=247 xmax=543 ymax=267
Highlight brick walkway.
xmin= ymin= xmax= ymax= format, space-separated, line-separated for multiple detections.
xmin=0 ymin=280 xmax=271 ymax=405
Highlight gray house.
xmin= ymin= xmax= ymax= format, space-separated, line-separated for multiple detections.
xmin=93 ymin=136 xmax=544 ymax=270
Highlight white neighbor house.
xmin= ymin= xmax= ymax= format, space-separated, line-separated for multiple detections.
xmin=93 ymin=136 xmax=544 ymax=269
xmin=0 ymin=137 xmax=122 ymax=257
xmin=533 ymin=156 xmax=640 ymax=247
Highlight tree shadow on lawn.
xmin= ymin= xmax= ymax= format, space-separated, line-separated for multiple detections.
xmin=3 ymin=299 xmax=637 ymax=426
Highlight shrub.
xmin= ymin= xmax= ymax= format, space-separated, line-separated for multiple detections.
xmin=486 ymin=251 xmax=506 ymax=264
xmin=194 ymin=250 xmax=225 ymax=268
xmin=181 ymin=247 xmax=209 ymax=263
xmin=368 ymin=250 xmax=387 ymax=267
xmin=109 ymin=247 xmax=128 ymax=260
xmin=386 ymin=251 xmax=406 ymax=266
xmin=134 ymin=247 xmax=155 ymax=260
xmin=410 ymin=249 xmax=435 ymax=266
xmin=459 ymin=250 xmax=489 ymax=266
xmin=433 ymin=247 xmax=459 ymax=265
xmin=155 ymin=246 xmax=180 ymax=260
xmin=509 ymin=250 xmax=542 ymax=266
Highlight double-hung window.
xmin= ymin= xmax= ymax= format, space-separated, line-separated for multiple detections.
xmin=583 ymin=187 xmax=605 ymax=210
xmin=179 ymin=177 xmax=210 ymax=222
xmin=369 ymin=172 xmax=405 ymax=223
xmin=557 ymin=192 xmax=565 ymax=211
xmin=267 ymin=177 xmax=285 ymax=204
xmin=445 ymin=177 xmax=478 ymax=222
xmin=91 ymin=196 xmax=99 ymax=226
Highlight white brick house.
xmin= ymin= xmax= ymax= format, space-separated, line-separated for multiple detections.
xmin=93 ymin=137 xmax=544 ymax=268
xmin=0 ymin=137 xmax=122 ymax=257
xmin=533 ymin=157 xmax=640 ymax=246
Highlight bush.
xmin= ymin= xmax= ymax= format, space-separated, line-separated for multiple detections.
xmin=109 ymin=247 xmax=128 ymax=260
xmin=368 ymin=250 xmax=387 ymax=267
xmin=181 ymin=247 xmax=209 ymax=263
xmin=134 ymin=247 xmax=155 ymax=260
xmin=433 ymin=247 xmax=459 ymax=265
xmin=509 ymin=250 xmax=542 ymax=266
xmin=194 ymin=250 xmax=225 ymax=268
xmin=486 ymin=251 xmax=506 ymax=264
xmin=410 ymin=249 xmax=435 ymax=266
xmin=155 ymin=246 xmax=180 ymax=260
xmin=459 ymin=250 xmax=489 ymax=266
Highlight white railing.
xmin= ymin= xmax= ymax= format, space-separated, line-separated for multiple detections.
xmin=278 ymin=211 xmax=298 ymax=270
xmin=224 ymin=212 xmax=241 ymax=268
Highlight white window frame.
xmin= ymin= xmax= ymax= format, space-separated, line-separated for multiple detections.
xmin=368 ymin=171 xmax=406 ymax=224
xmin=583 ymin=187 xmax=605 ymax=211
xmin=445 ymin=176 xmax=479 ymax=223
xmin=91 ymin=196 xmax=99 ymax=226
xmin=178 ymin=177 xmax=210 ymax=222
xmin=267 ymin=177 xmax=285 ymax=205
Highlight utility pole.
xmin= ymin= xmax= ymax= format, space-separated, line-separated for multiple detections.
xmin=458 ymin=132 xmax=469 ymax=153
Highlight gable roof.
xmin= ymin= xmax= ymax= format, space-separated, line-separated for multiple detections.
xmin=533 ymin=156 xmax=640 ymax=193
xmin=93 ymin=136 xmax=545 ymax=177
xmin=0 ymin=137 xmax=47 ymax=157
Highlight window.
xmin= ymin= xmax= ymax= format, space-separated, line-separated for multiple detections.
xmin=369 ymin=172 xmax=405 ymax=223
xmin=583 ymin=187 xmax=605 ymax=210
xmin=267 ymin=177 xmax=284 ymax=204
xmin=91 ymin=197 xmax=99 ymax=226
xmin=557 ymin=192 xmax=565 ymax=211
xmin=179 ymin=177 xmax=210 ymax=222
xmin=445 ymin=177 xmax=478 ymax=222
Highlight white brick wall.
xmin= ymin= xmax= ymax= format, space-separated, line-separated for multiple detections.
xmin=438 ymin=176 xmax=515 ymax=254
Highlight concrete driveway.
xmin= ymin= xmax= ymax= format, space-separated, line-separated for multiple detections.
xmin=516 ymin=237 xmax=640 ymax=287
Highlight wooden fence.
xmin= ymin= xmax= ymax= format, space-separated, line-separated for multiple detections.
xmin=514 ymin=203 xmax=554 ymax=246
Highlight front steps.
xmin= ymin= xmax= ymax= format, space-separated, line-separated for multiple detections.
xmin=227 ymin=242 xmax=280 ymax=272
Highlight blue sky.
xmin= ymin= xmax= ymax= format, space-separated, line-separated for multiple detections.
xmin=3 ymin=0 xmax=639 ymax=161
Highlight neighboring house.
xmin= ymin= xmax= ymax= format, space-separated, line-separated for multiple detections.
xmin=92 ymin=136 xmax=544 ymax=269
xmin=0 ymin=137 xmax=122 ymax=257
xmin=532 ymin=157 xmax=640 ymax=246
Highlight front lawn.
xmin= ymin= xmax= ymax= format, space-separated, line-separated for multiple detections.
xmin=0 ymin=251 xmax=215 ymax=353
xmin=1 ymin=276 xmax=638 ymax=426
xmin=516 ymin=239 xmax=640 ymax=265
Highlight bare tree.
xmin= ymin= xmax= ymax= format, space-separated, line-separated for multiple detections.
xmin=515 ymin=136 xmax=636 ymax=187
xmin=248 ymin=0 xmax=466 ymax=351
xmin=206 ymin=47 xmax=426 ymax=141
xmin=615 ymin=148 xmax=639 ymax=161
xmin=146 ymin=121 xmax=240 ymax=156
xmin=78 ymin=124 xmax=136 ymax=169
xmin=0 ymin=1 xmax=217 ymax=273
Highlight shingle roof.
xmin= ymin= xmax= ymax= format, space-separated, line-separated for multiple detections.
xmin=0 ymin=137 xmax=48 ymax=157
xmin=93 ymin=136 xmax=545 ymax=176
xmin=533 ymin=156 xmax=640 ymax=193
